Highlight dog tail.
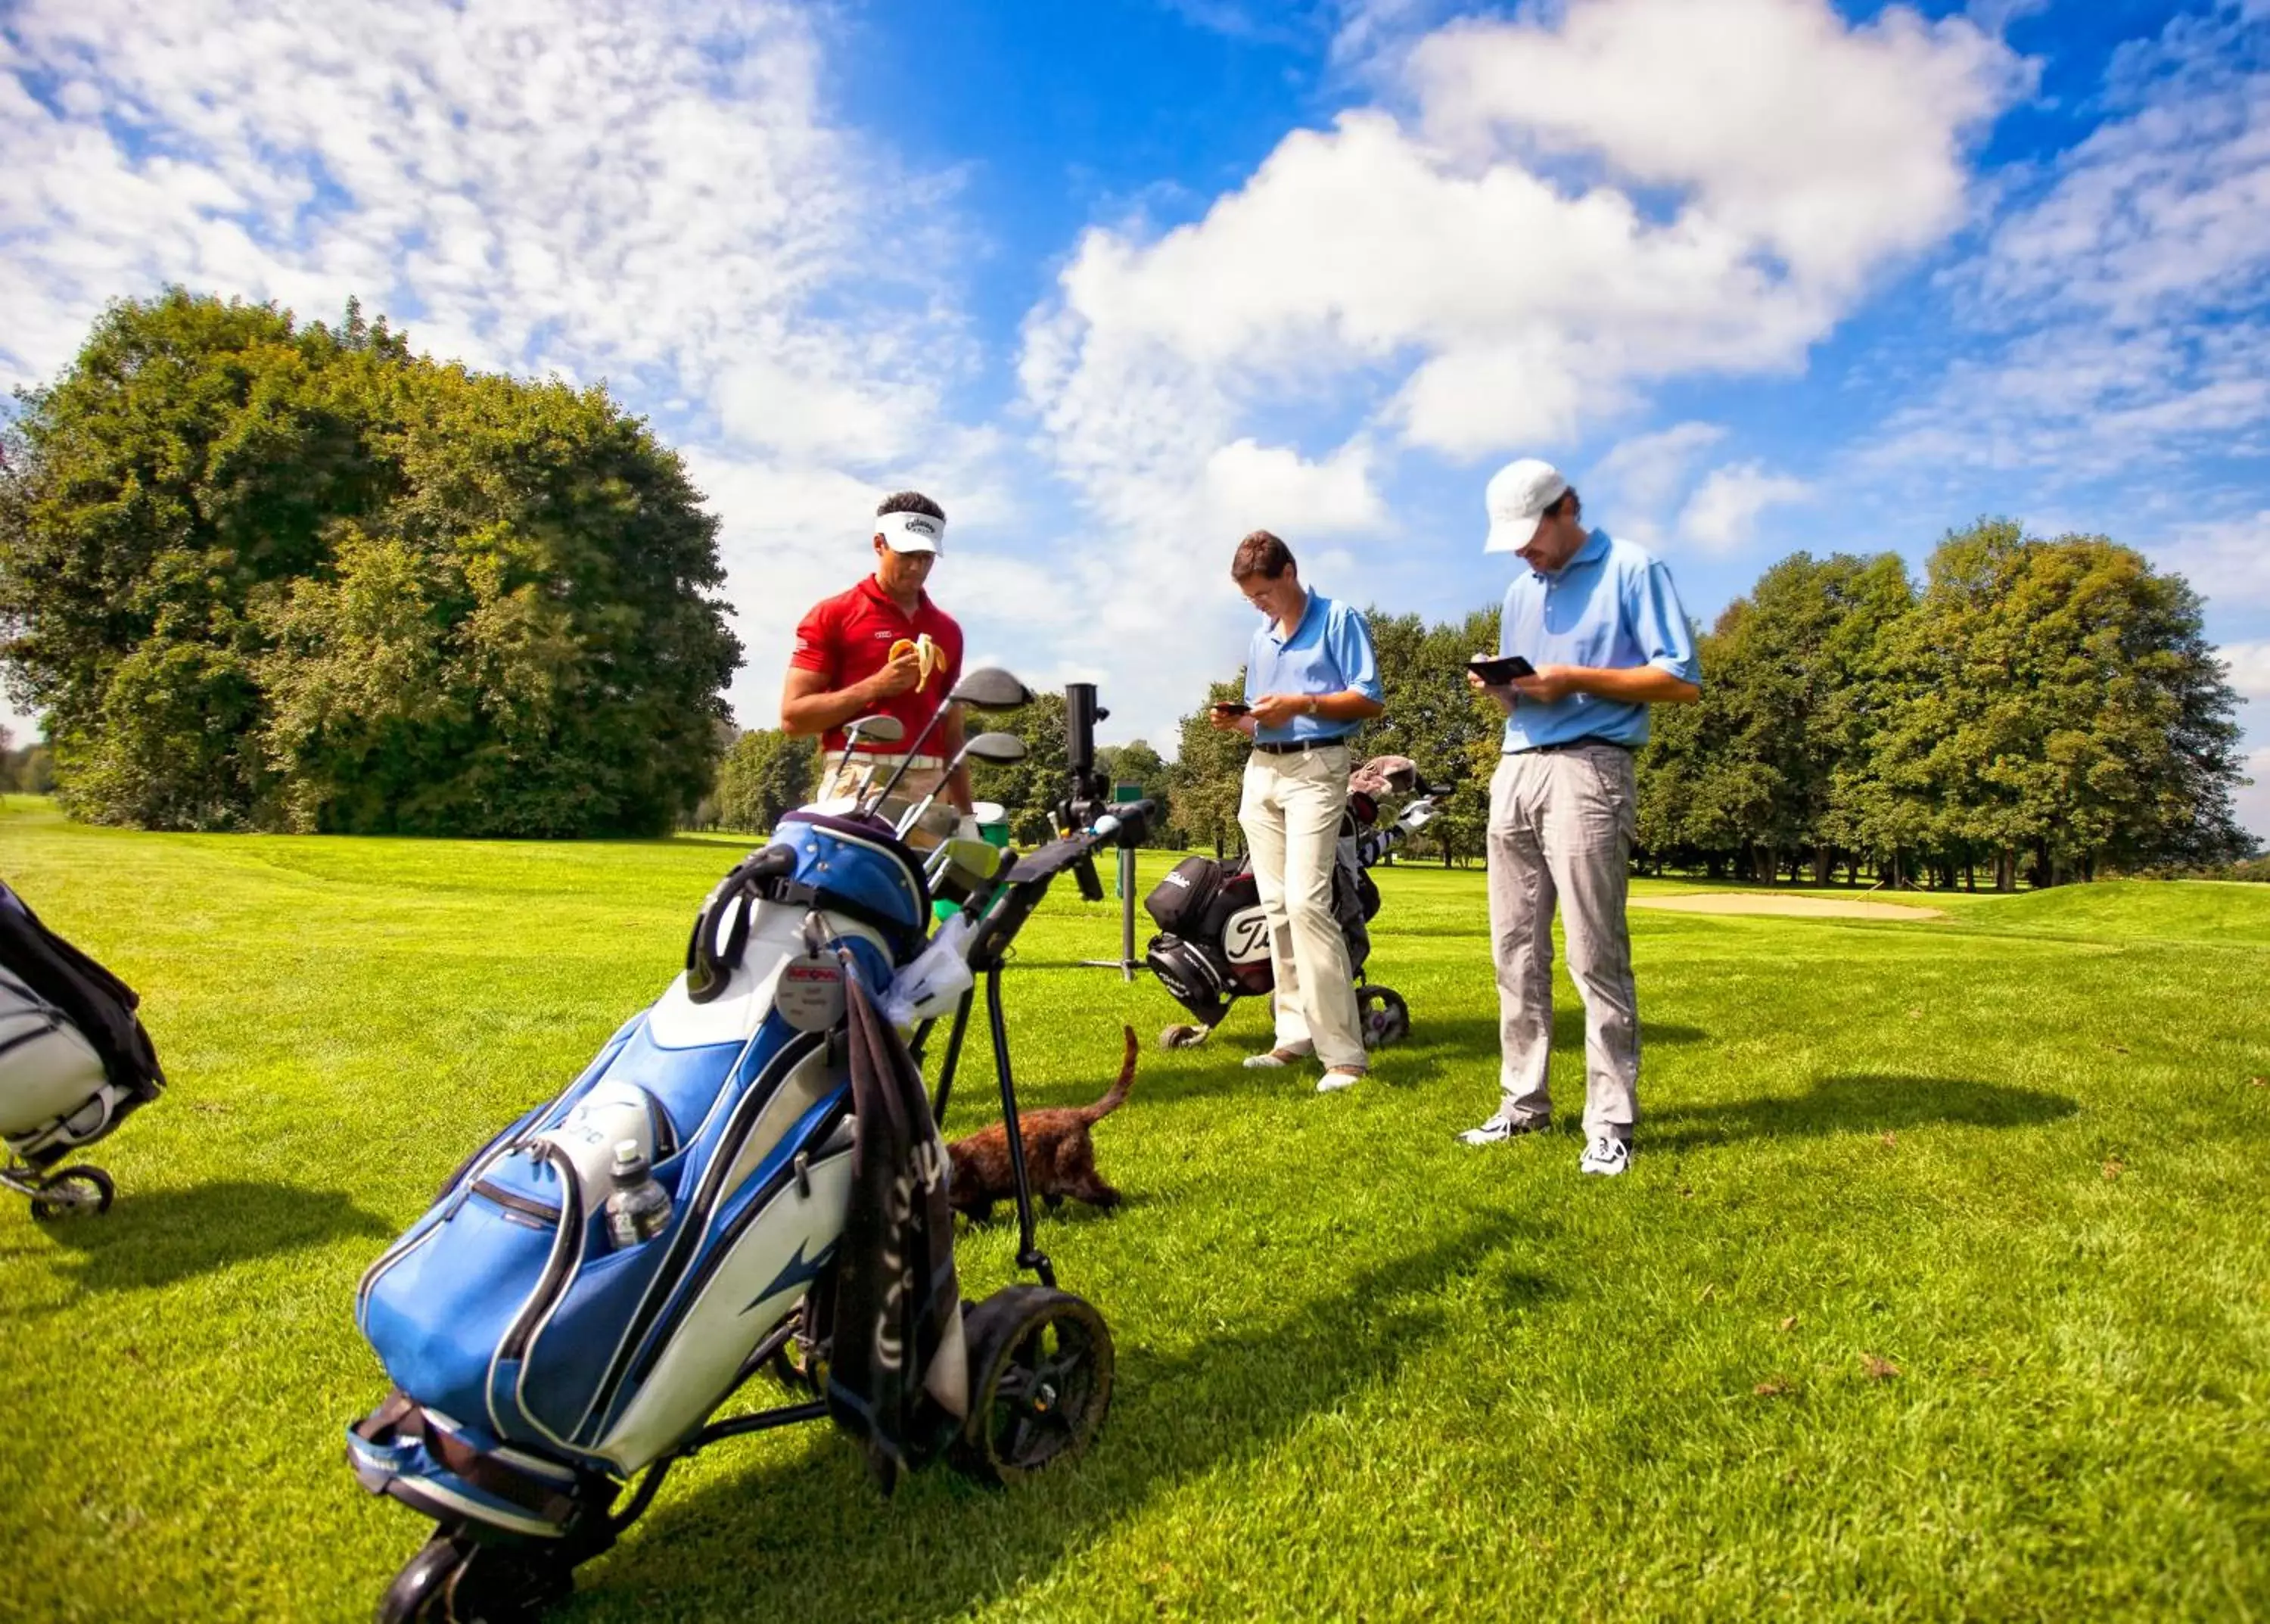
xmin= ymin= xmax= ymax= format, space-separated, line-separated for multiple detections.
xmin=1081 ymin=1025 xmax=1140 ymax=1122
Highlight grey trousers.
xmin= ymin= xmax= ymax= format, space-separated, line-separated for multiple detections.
xmin=1486 ymin=745 xmax=1640 ymax=1141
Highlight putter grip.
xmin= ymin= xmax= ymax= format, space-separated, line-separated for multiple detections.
xmin=1071 ymin=853 xmax=1105 ymax=903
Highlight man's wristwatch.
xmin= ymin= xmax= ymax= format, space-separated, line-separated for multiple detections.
xmin=1304 ymin=695 xmax=1320 ymax=717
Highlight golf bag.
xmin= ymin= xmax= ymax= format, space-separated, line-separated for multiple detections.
xmin=0 ymin=879 xmax=165 ymax=1219
xmin=348 ymin=791 xmax=1146 ymax=1622
xmin=1143 ymin=756 xmax=1445 ymax=1051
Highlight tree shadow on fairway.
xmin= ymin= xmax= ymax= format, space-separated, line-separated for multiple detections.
xmin=564 ymin=1212 xmax=1546 ymax=1621
xmin=25 ymin=1181 xmax=396 ymax=1296
xmin=1647 ymin=1073 xmax=2079 ymax=1153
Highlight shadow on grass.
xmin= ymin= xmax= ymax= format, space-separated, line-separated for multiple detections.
xmin=567 ymin=1212 xmax=1544 ymax=1621
xmin=1072 ymin=1009 xmax=1706 ymax=1104
xmin=1371 ymin=1010 xmax=1707 ymax=1092
xmin=1409 ymin=1010 xmax=1707 ymax=1054
xmin=1647 ymin=1073 xmax=2079 ymax=1152
xmin=27 ymin=1181 xmax=396 ymax=1295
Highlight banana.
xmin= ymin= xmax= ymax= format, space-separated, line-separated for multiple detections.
xmin=888 ymin=633 xmax=941 ymax=691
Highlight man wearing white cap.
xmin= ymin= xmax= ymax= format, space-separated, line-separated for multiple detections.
xmin=1459 ymin=459 xmax=1701 ymax=1175
xmin=780 ymin=491 xmax=971 ymax=830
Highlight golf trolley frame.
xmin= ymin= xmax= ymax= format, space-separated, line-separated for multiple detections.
xmin=369 ymin=804 xmax=1151 ymax=1624
xmin=1 ymin=1156 xmax=116 ymax=1222
xmin=1149 ymin=776 xmax=1450 ymax=1053
xmin=917 ymin=823 xmax=1130 ymax=1287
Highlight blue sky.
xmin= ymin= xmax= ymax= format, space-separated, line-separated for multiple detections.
xmin=4 ymin=0 xmax=2268 ymax=834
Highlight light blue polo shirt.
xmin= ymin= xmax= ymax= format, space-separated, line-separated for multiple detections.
xmin=1500 ymin=528 xmax=1701 ymax=752
xmin=1245 ymin=591 xmax=1384 ymax=744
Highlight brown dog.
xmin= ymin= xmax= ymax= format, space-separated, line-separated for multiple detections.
xmin=946 ymin=1025 xmax=1137 ymax=1221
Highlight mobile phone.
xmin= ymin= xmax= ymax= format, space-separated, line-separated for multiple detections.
xmin=1212 ymin=700 xmax=1252 ymax=717
xmin=1466 ymin=654 xmax=1535 ymax=685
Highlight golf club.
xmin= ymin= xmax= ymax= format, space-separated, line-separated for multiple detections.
xmin=860 ymin=666 xmax=1034 ymax=818
xmin=894 ymin=731 xmax=1027 ymax=841
xmin=835 ymin=714 xmax=906 ymax=804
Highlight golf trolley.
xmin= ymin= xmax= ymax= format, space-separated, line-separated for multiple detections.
xmin=1143 ymin=758 xmax=1450 ymax=1053
xmin=1 ymin=881 xmax=165 ymax=1222
xmin=348 ymin=667 xmax=1156 ymax=1622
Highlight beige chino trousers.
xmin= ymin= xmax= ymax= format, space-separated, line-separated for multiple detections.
xmin=1238 ymin=744 xmax=1366 ymax=1072
xmin=814 ymin=751 xmax=956 ymax=848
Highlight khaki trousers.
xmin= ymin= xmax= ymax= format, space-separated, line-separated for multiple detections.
xmin=1238 ymin=745 xmax=1366 ymax=1072
xmin=1486 ymin=745 xmax=1640 ymax=1140
xmin=815 ymin=751 xmax=955 ymax=848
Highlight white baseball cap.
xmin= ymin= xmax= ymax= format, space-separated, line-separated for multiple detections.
xmin=875 ymin=509 xmax=946 ymax=555
xmin=1482 ymin=458 xmax=1570 ymax=554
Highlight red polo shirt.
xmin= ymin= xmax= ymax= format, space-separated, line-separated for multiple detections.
xmin=790 ymin=576 xmax=966 ymax=753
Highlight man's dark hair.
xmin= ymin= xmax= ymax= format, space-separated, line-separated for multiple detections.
xmin=1230 ymin=530 xmax=1297 ymax=581
xmin=1546 ymin=487 xmax=1582 ymax=521
xmin=877 ymin=490 xmax=946 ymax=524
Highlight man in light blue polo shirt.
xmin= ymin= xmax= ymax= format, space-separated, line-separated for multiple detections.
xmin=1459 ymin=459 xmax=1701 ymax=1174
xmin=1207 ymin=530 xmax=1385 ymax=1091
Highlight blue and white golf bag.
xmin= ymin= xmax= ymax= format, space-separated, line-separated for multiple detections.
xmin=349 ymin=808 xmax=938 ymax=1539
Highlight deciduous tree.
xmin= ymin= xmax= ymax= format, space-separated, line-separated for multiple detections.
xmin=0 ymin=290 xmax=740 ymax=835
xmin=714 ymin=728 xmax=816 ymax=834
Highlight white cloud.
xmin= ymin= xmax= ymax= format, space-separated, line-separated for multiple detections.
xmin=1964 ymin=0 xmax=2051 ymax=36
xmin=2149 ymin=511 xmax=2270 ymax=613
xmin=1977 ymin=4 xmax=2270 ymax=328
xmin=1410 ymin=0 xmax=2023 ymax=295
xmin=1676 ymin=461 xmax=1812 ymax=554
xmin=1019 ymin=0 xmax=2020 ymax=742
xmin=0 ymin=0 xmax=990 ymax=733
xmin=2221 ymin=640 xmax=2270 ymax=704
xmin=1864 ymin=6 xmax=2270 ymax=484
xmin=1587 ymin=421 xmax=1727 ymax=520
xmin=1202 ymin=438 xmax=1385 ymax=537
xmin=2237 ymin=746 xmax=2270 ymax=846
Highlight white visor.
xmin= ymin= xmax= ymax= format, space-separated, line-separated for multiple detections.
xmin=875 ymin=509 xmax=946 ymax=555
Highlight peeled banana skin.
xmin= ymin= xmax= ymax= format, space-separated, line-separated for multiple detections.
xmin=888 ymin=634 xmax=941 ymax=690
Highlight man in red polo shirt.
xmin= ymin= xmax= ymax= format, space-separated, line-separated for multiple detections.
xmin=781 ymin=491 xmax=970 ymax=838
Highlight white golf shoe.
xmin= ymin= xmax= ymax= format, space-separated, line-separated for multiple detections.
xmin=1578 ymin=1137 xmax=1632 ymax=1176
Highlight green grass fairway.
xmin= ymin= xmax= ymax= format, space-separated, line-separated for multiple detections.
xmin=3 ymin=796 xmax=2266 ymax=1621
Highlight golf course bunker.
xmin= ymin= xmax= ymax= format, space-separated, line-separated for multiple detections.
xmin=1633 ymin=893 xmax=1946 ymax=922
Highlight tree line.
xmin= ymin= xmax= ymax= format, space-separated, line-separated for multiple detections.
xmin=1 ymin=291 xmax=739 ymax=837
xmin=711 ymin=521 xmax=2252 ymax=888
xmin=6 ymin=294 xmax=2250 ymax=878
xmin=1636 ymin=529 xmax=2250 ymax=887
xmin=0 ymin=726 xmax=54 ymax=795
xmin=1143 ymin=524 xmax=2251 ymax=886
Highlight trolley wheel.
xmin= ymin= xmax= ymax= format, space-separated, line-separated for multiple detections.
xmin=376 ymin=1529 xmax=573 ymax=1624
xmin=950 ymin=1286 xmax=1115 ymax=1486
xmin=28 ymin=1165 xmax=114 ymax=1223
xmin=1158 ymin=1023 xmax=1211 ymax=1050
xmin=1357 ymin=986 xmax=1410 ymax=1050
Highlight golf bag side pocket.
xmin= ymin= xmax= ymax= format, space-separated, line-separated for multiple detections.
xmin=359 ymin=1159 xmax=576 ymax=1437
xmin=1145 ymin=857 xmax=1221 ymax=935
xmin=361 ymin=1078 xmax=686 ymax=1456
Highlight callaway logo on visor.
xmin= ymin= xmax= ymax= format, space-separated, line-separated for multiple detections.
xmin=903 ymin=516 xmax=938 ymax=537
